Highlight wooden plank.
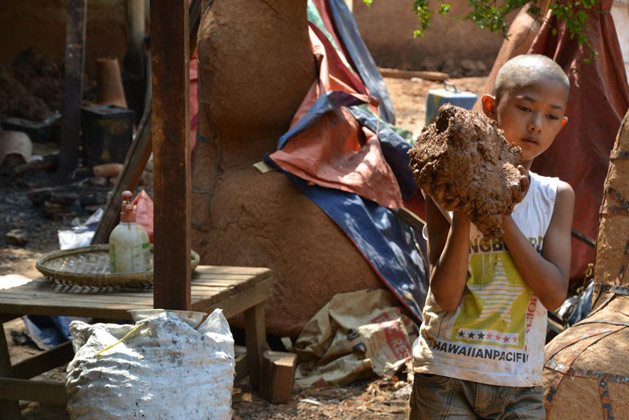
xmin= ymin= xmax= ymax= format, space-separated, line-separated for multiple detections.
xmin=0 ymin=320 xmax=21 ymax=418
xmin=189 ymin=0 xmax=202 ymax=54
xmin=377 ymin=67 xmax=449 ymax=82
xmin=0 ymin=290 xmax=229 ymax=307
xmin=0 ymin=272 xmax=271 ymax=319
xmin=0 ymin=293 xmax=155 ymax=305
xmin=0 ymin=301 xmax=142 ymax=320
xmin=234 ymin=346 xmax=249 ymax=383
xmin=151 ymin=0 xmax=191 ymax=311
xmin=11 ymin=342 xmax=74 ymax=380
xmin=57 ymin=0 xmax=87 ymax=178
xmin=195 ymin=277 xmax=273 ymax=319
xmin=91 ymin=111 xmax=152 ymax=244
xmin=260 ymin=350 xmax=297 ymax=404
xmin=194 ymin=273 xmax=262 ymax=281
xmin=244 ymin=303 xmax=267 ymax=391
xmin=194 ymin=266 xmax=271 ymax=275
xmin=0 ymin=378 xmax=67 ymax=405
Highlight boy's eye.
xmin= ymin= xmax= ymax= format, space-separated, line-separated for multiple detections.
xmin=517 ymin=106 xmax=531 ymax=112
xmin=546 ymin=114 xmax=559 ymax=120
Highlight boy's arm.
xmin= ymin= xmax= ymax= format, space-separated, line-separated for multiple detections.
xmin=426 ymin=197 xmax=470 ymax=312
xmin=501 ymin=181 xmax=575 ymax=311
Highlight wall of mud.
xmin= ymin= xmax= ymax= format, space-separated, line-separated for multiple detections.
xmin=3 ymin=0 xmax=510 ymax=78
xmin=0 ymin=0 xmax=127 ymax=77
xmin=351 ymin=0 xmax=511 ymax=76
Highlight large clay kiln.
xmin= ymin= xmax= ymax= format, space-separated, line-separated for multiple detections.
xmin=191 ymin=0 xmax=382 ymax=336
xmin=543 ymin=111 xmax=629 ymax=419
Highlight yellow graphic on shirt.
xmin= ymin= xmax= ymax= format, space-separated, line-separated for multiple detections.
xmin=451 ymin=239 xmax=533 ymax=349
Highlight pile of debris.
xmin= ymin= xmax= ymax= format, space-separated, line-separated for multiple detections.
xmin=0 ymin=48 xmax=64 ymax=122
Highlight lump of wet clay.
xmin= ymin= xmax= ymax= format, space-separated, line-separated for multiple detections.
xmin=408 ymin=104 xmax=529 ymax=238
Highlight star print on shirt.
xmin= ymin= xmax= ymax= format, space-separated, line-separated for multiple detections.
xmin=477 ymin=332 xmax=485 ymax=340
xmin=458 ymin=330 xmax=465 ymax=338
xmin=467 ymin=332 xmax=475 ymax=339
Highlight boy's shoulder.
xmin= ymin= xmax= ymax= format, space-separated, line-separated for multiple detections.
xmin=554 ymin=179 xmax=575 ymax=215
xmin=529 ymin=172 xmax=574 ymax=204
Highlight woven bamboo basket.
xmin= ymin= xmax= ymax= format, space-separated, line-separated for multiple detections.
xmin=543 ymin=111 xmax=629 ymax=419
xmin=36 ymin=244 xmax=200 ymax=288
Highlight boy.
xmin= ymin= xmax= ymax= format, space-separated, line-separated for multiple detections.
xmin=409 ymin=54 xmax=575 ymax=419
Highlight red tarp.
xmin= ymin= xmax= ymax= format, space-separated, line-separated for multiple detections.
xmin=269 ymin=24 xmax=404 ymax=209
xmin=529 ymin=0 xmax=629 ymax=284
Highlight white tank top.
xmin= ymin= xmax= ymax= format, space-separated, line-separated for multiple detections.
xmin=412 ymin=171 xmax=559 ymax=387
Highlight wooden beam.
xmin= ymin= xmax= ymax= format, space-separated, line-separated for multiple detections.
xmin=10 ymin=342 xmax=74 ymax=380
xmin=260 ymin=350 xmax=297 ymax=404
xmin=234 ymin=345 xmax=249 ymax=383
xmin=151 ymin=0 xmax=191 ymax=310
xmin=91 ymin=108 xmax=152 ymax=244
xmin=92 ymin=0 xmax=202 ymax=245
xmin=244 ymin=303 xmax=267 ymax=391
xmin=377 ymin=67 xmax=449 ymax=82
xmin=0 ymin=378 xmax=67 ymax=405
xmin=57 ymin=0 xmax=87 ymax=179
xmin=0 ymin=321 xmax=21 ymax=418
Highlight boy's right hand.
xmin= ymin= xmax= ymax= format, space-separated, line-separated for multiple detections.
xmin=452 ymin=210 xmax=471 ymax=228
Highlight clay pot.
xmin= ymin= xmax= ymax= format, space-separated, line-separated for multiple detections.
xmin=96 ymin=57 xmax=128 ymax=109
xmin=191 ymin=0 xmax=382 ymax=336
xmin=543 ymin=111 xmax=629 ymax=419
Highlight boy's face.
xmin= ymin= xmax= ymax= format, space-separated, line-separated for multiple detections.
xmin=482 ymin=77 xmax=569 ymax=164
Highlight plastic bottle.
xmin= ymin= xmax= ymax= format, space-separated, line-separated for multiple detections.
xmin=108 ymin=190 xmax=151 ymax=273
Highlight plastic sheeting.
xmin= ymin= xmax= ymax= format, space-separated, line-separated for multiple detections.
xmin=267 ymin=0 xmax=428 ymax=320
xmin=326 ymin=0 xmax=396 ymax=124
xmin=66 ymin=310 xmax=234 ymax=420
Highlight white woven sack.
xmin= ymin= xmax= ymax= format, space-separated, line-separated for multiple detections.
xmin=65 ymin=309 xmax=234 ymax=420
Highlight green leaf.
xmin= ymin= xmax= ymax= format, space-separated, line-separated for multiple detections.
xmin=364 ymin=0 xmax=600 ymax=58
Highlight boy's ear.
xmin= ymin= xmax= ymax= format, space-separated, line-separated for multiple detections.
xmin=481 ymin=95 xmax=497 ymax=120
xmin=560 ymin=116 xmax=568 ymax=130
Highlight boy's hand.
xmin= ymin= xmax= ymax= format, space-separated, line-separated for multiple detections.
xmin=452 ymin=210 xmax=471 ymax=227
xmin=501 ymin=180 xmax=574 ymax=311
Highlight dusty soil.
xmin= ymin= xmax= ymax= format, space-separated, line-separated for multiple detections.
xmin=409 ymin=104 xmax=528 ymax=238
xmin=0 ymin=75 xmax=486 ymax=419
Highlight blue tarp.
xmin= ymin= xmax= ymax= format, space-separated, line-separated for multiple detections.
xmin=285 ymin=173 xmax=428 ymax=320
xmin=327 ymin=0 xmax=396 ymax=125
xmin=267 ymin=89 xmax=428 ymax=321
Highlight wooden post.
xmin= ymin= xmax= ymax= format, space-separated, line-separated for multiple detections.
xmin=57 ymin=0 xmax=87 ymax=179
xmin=151 ymin=0 xmax=191 ymax=310
xmin=92 ymin=0 xmax=201 ymax=245
xmin=244 ymin=303 xmax=266 ymax=391
xmin=0 ymin=322 xmax=21 ymax=419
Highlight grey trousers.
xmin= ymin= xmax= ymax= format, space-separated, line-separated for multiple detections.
xmin=408 ymin=373 xmax=545 ymax=420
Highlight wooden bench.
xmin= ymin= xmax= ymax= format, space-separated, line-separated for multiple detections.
xmin=0 ymin=265 xmax=272 ymax=419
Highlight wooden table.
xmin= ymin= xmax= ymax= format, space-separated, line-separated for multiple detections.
xmin=0 ymin=265 xmax=272 ymax=419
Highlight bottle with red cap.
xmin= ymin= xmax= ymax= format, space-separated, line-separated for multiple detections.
xmin=108 ymin=190 xmax=151 ymax=273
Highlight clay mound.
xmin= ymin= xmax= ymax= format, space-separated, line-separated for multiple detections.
xmin=408 ymin=104 xmax=528 ymax=237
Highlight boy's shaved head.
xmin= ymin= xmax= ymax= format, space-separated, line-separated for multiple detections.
xmin=494 ymin=54 xmax=570 ymax=101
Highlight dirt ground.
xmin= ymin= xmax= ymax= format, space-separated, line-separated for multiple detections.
xmin=0 ymin=75 xmax=487 ymax=419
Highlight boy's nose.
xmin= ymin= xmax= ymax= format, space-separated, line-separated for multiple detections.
xmin=527 ymin=114 xmax=542 ymax=133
